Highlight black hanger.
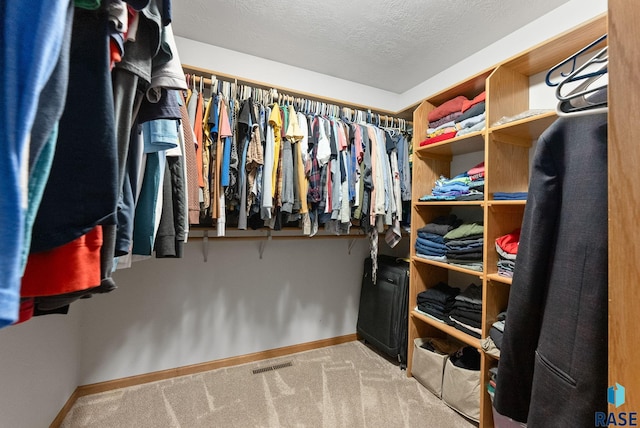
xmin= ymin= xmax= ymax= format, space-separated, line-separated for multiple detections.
xmin=545 ymin=34 xmax=607 ymax=87
xmin=555 ymin=43 xmax=608 ymax=117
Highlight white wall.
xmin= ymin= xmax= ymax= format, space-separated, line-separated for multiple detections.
xmin=79 ymin=237 xmax=371 ymax=385
xmin=0 ymin=312 xmax=80 ymax=427
xmin=175 ymin=36 xmax=400 ymax=113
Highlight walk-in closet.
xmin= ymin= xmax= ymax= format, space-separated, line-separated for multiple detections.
xmin=1 ymin=1 xmax=636 ymax=427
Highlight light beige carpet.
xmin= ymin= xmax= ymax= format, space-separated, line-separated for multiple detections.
xmin=62 ymin=341 xmax=477 ymax=428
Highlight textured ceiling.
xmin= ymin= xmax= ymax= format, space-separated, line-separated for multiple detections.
xmin=171 ymin=0 xmax=574 ymax=93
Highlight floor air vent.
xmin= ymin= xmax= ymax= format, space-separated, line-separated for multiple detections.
xmin=251 ymin=361 xmax=293 ymax=375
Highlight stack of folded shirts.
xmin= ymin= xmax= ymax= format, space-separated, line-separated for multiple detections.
xmin=495 ymin=229 xmax=519 ymax=277
xmin=489 ymin=311 xmax=507 ymax=349
xmin=451 ymin=161 xmax=485 ymax=200
xmin=416 ymin=282 xmax=460 ymax=323
xmin=415 ymin=214 xmax=463 ymax=262
xmin=418 ymin=92 xmax=487 ymax=147
xmin=493 ymin=191 xmax=528 ymax=200
xmin=448 ymin=283 xmax=483 ymax=338
xmin=444 ymin=222 xmax=484 ymax=271
xmin=455 ymin=92 xmax=486 ymax=136
xmin=418 ymin=162 xmax=485 ymax=201
xmin=432 ymin=174 xmax=473 ymax=199
xmin=420 ymin=95 xmax=467 ymax=146
xmin=466 ymin=161 xmax=485 ymax=181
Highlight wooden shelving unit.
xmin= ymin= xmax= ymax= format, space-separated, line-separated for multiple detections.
xmin=406 ymin=13 xmax=607 ymax=427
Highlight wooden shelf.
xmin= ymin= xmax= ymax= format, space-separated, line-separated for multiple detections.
xmin=188 ymin=227 xmax=367 ymax=241
xmin=414 ymin=201 xmax=484 ymax=208
xmin=411 ymin=310 xmax=481 ymax=349
xmin=489 ymin=111 xmax=557 ymax=141
xmin=412 ymin=256 xmax=484 ymax=278
xmin=485 ymin=200 xmax=527 ymax=207
xmin=182 ymin=64 xmax=414 ymax=121
xmin=486 ymin=273 xmax=513 ymax=285
xmin=498 ymin=13 xmax=607 ymax=76
xmin=427 ymin=68 xmax=494 ymax=106
xmin=415 ymin=131 xmax=485 ymax=158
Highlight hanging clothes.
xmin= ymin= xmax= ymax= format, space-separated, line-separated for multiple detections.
xmin=261 ymin=108 xmax=275 ymax=221
xmin=3 ymin=0 xmax=189 ymax=325
xmin=26 ymin=6 xmax=121 ymax=316
xmin=201 ymin=96 xmax=213 ymax=211
xmin=246 ymin=124 xmax=264 ymax=219
xmin=179 ymin=93 xmax=201 ymax=225
xmin=181 ymin=72 xmax=411 ymax=245
xmin=236 ymin=97 xmax=255 ymax=230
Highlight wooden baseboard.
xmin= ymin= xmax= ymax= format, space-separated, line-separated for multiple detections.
xmin=50 ymin=334 xmax=357 ymax=427
xmin=50 ymin=388 xmax=81 ymax=428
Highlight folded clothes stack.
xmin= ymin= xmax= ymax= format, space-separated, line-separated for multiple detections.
xmin=419 ymin=92 xmax=486 ymax=147
xmin=416 ymin=281 xmax=461 ymax=323
xmin=495 ymin=228 xmax=520 ymax=278
xmin=419 ymin=161 xmax=485 ymax=201
xmin=444 ymin=222 xmax=484 ymax=272
xmin=447 ymin=283 xmax=483 ymax=338
xmin=415 ymin=214 xmax=462 ymax=262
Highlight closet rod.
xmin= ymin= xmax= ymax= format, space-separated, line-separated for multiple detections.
xmin=182 ymin=64 xmax=414 ymax=123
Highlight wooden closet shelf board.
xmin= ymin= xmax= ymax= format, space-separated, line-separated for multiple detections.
xmin=188 ymin=232 xmax=368 ymax=242
xmin=426 ymin=68 xmax=494 ymax=106
xmin=182 ymin=64 xmax=414 ymax=121
xmin=498 ymin=13 xmax=607 ymax=76
xmin=412 ymin=256 xmax=484 ymax=278
xmin=486 ymin=200 xmax=527 ymax=207
xmin=411 ymin=311 xmax=481 ymax=349
xmin=489 ymin=111 xmax=558 ymax=141
xmin=415 ymin=132 xmax=485 ymax=157
xmin=414 ymin=201 xmax=484 ymax=208
xmin=486 ymin=273 xmax=513 ymax=286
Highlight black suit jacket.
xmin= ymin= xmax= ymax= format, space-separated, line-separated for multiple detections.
xmin=493 ymin=114 xmax=608 ymax=427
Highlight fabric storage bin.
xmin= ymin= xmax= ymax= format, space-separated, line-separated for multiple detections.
xmin=412 ymin=337 xmax=449 ymax=398
xmin=442 ymin=358 xmax=481 ymax=422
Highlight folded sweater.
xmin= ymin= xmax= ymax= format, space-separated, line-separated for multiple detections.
xmin=428 ymin=95 xmax=468 ymax=122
